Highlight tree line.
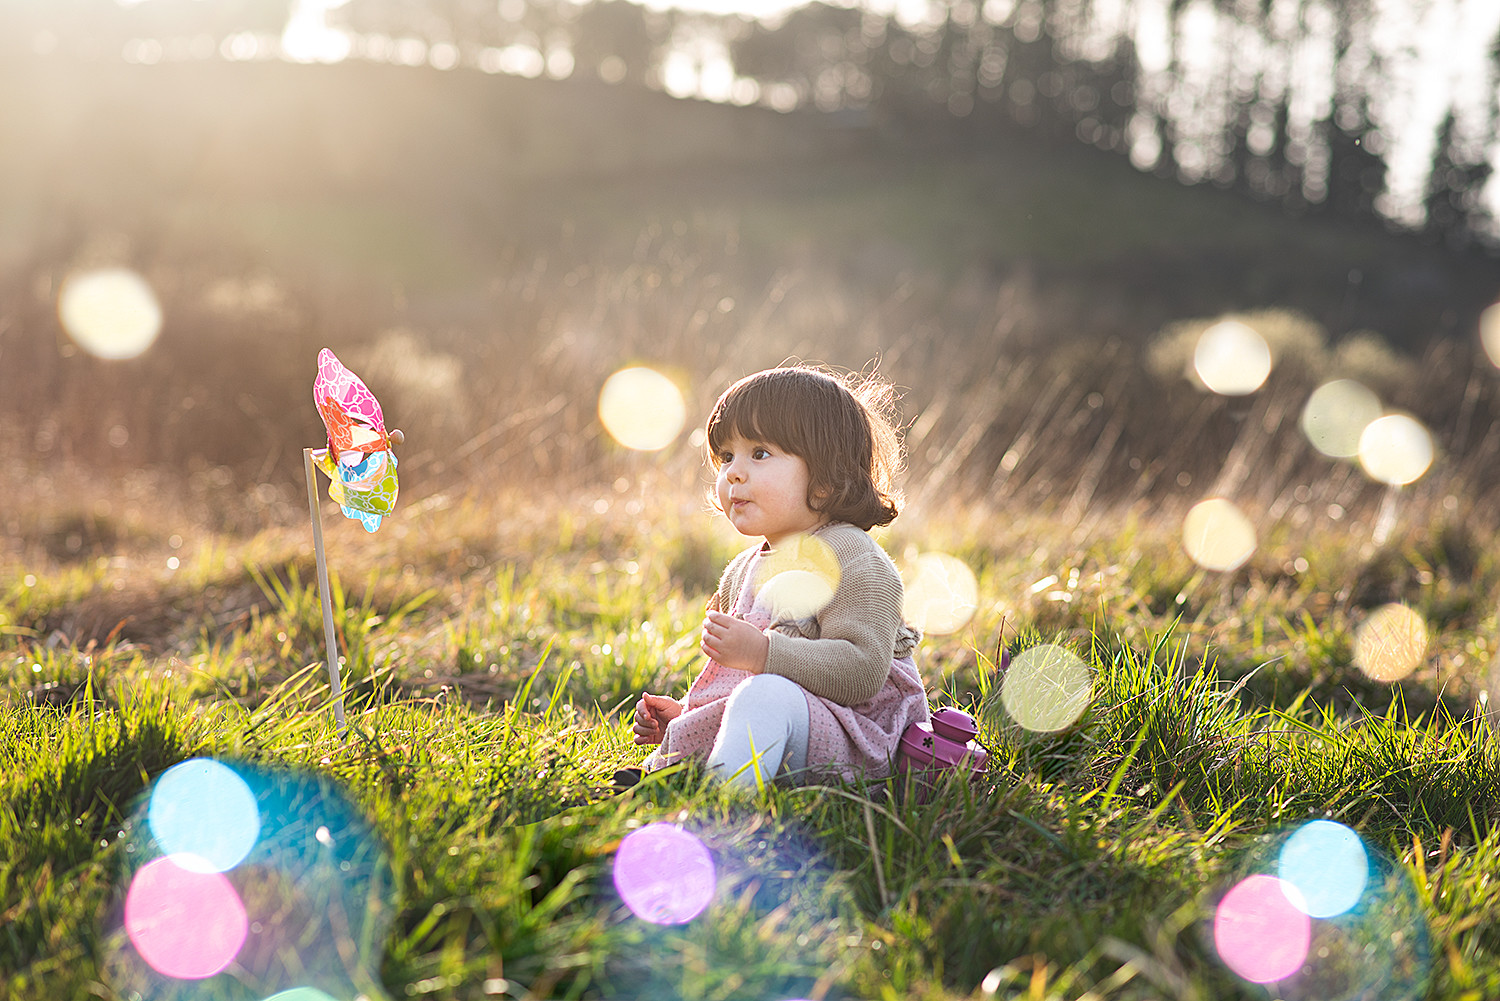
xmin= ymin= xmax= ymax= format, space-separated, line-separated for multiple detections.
xmin=5 ymin=0 xmax=1496 ymax=250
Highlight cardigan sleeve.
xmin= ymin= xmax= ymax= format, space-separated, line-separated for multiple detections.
xmin=760 ymin=531 xmax=904 ymax=706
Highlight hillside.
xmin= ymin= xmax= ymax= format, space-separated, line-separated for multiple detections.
xmin=3 ymin=52 xmax=1496 ymax=349
xmin=6 ymin=51 xmax=1500 ymax=530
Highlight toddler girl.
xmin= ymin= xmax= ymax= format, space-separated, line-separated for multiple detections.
xmin=631 ymin=365 xmax=931 ymax=789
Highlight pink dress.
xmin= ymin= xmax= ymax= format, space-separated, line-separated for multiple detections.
xmin=644 ymin=546 xmax=930 ymax=783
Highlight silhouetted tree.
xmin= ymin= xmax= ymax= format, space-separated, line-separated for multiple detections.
xmin=1087 ymin=40 xmax=1137 ymax=154
xmin=732 ymin=3 xmax=859 ymax=86
xmin=1422 ymin=111 xmax=1496 ymax=249
xmin=1320 ymin=94 xmax=1387 ymax=221
xmin=573 ymin=0 xmax=658 ymax=85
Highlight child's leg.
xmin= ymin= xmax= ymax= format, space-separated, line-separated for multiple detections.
xmin=706 ymin=674 xmax=811 ymax=789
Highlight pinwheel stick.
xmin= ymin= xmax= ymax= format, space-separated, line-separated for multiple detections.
xmin=304 ymin=446 xmax=349 ymax=735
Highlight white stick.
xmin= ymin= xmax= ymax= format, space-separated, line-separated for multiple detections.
xmin=304 ymin=447 xmax=348 ymax=736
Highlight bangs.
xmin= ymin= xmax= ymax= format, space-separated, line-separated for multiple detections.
xmin=705 ymin=369 xmax=827 ymax=461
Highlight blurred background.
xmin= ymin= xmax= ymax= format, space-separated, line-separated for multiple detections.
xmin=3 ymin=0 xmax=1500 ymax=553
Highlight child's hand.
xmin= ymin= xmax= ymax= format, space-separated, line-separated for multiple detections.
xmin=632 ymin=692 xmax=682 ymax=746
xmin=701 ymin=610 xmax=770 ymax=674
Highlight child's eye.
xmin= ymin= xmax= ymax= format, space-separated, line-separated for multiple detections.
xmin=752 ymin=447 xmax=771 ymax=460
xmin=717 ymin=451 xmax=734 ymax=464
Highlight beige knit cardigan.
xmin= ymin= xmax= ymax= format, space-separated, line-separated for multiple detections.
xmin=708 ymin=521 xmax=921 ymax=706
xmin=642 ymin=521 xmax=929 ymax=779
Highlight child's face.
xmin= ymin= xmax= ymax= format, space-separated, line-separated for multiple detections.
xmin=714 ymin=434 xmax=823 ymax=547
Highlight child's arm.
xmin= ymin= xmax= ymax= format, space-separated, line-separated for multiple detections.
xmin=761 ymin=548 xmax=903 ymax=706
xmin=631 ymin=692 xmax=683 ymax=745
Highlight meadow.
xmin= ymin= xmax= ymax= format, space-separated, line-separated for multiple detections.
xmin=5 ymin=137 xmax=1500 ymax=999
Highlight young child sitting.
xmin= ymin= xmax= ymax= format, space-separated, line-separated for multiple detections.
xmin=630 ymin=365 xmax=931 ymax=789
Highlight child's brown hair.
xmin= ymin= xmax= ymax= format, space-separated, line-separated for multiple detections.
xmin=705 ymin=366 xmax=905 ymax=530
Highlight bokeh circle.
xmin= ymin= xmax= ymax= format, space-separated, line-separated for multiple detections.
xmin=1194 ymin=320 xmax=1271 ymax=395
xmin=1353 ymin=604 xmax=1428 ymax=682
xmin=1278 ymin=820 xmax=1369 ymax=918
xmin=1357 ymin=415 xmax=1433 ymax=486
xmin=598 ymin=367 xmax=687 ymax=451
xmin=1300 ymin=380 xmax=1382 ymax=458
xmin=148 ymin=758 xmax=261 ymax=873
xmin=613 ymin=823 xmax=716 ymax=925
xmin=1182 ymin=497 xmax=1256 ymax=572
xmin=753 ymin=533 xmax=842 ymax=620
xmin=902 ymin=552 xmax=979 ymax=636
xmin=124 ymin=856 xmax=249 ymax=980
xmin=1213 ymin=874 xmax=1311 ymax=984
xmin=58 ymin=267 xmax=163 ymax=360
xmin=998 ymin=644 xmax=1091 ymax=733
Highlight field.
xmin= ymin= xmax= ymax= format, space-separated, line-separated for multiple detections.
xmin=6 ymin=457 xmax=1500 ymax=999
xmin=5 ymin=63 xmax=1500 ymax=999
xmin=7 ymin=296 xmax=1500 ymax=1000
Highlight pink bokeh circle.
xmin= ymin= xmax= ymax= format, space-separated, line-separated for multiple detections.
xmin=1213 ymin=874 xmax=1311 ymax=984
xmin=612 ymin=823 xmax=716 ymax=925
xmin=124 ymin=855 xmax=249 ymax=979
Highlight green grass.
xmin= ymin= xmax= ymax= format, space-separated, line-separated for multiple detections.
xmin=5 ymin=49 xmax=1499 ymax=999
xmin=4 ymin=491 xmax=1499 ymax=1000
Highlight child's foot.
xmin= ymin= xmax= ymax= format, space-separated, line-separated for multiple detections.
xmin=611 ymin=767 xmax=642 ymax=792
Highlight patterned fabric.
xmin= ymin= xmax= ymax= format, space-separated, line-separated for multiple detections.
xmin=643 ymin=523 xmax=931 ymax=782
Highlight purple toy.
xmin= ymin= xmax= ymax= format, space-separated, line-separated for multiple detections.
xmin=897 ymin=707 xmax=989 ymax=780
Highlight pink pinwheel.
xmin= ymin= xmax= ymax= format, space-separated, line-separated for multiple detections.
xmin=310 ymin=348 xmax=400 ymax=533
xmin=314 ymin=347 xmax=391 ymax=457
xmin=303 ymin=348 xmax=405 ymax=735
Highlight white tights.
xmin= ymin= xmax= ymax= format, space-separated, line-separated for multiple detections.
xmin=706 ymin=674 xmax=811 ymax=789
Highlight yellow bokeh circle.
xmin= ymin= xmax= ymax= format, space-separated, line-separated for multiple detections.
xmin=902 ymin=552 xmax=979 ymax=636
xmin=598 ymin=367 xmax=687 ymax=451
xmin=999 ymin=644 xmax=1092 ymax=732
xmin=1194 ymin=320 xmax=1271 ymax=396
xmin=1182 ymin=498 xmax=1257 ymax=572
xmin=1357 ymin=415 xmax=1433 ymax=486
xmin=1300 ymin=379 xmax=1382 ymax=459
xmin=1480 ymin=302 xmax=1500 ymax=369
xmin=1353 ymin=604 xmax=1428 ymax=682
xmin=752 ymin=534 xmax=841 ymax=620
xmin=58 ymin=267 xmax=163 ymax=360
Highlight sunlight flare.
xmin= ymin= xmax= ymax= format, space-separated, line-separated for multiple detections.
xmin=109 ymin=761 xmax=394 ymax=998
xmin=1353 ymin=603 xmax=1428 ymax=682
xmin=901 ymin=552 xmax=979 ymax=636
xmin=598 ymin=367 xmax=688 ymax=451
xmin=1193 ymin=320 xmax=1271 ymax=395
xmin=613 ymin=823 xmax=716 ymax=924
xmin=58 ymin=267 xmax=163 ymax=360
xmin=1182 ymin=497 xmax=1256 ymax=572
